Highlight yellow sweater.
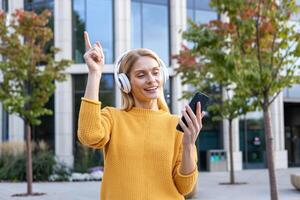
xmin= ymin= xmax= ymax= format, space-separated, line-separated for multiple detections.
xmin=78 ymin=98 xmax=198 ymax=200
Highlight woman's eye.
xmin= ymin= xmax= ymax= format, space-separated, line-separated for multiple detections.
xmin=137 ymin=74 xmax=144 ymax=78
xmin=153 ymin=71 xmax=159 ymax=76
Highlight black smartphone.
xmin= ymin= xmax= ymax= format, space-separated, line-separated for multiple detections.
xmin=176 ymin=92 xmax=210 ymax=132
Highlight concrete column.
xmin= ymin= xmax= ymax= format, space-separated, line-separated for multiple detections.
xmin=55 ymin=75 xmax=73 ymax=167
xmin=6 ymin=0 xmax=24 ymax=143
xmin=223 ymin=118 xmax=243 ymax=171
xmin=222 ymin=87 xmax=243 ymax=171
xmin=270 ymin=92 xmax=288 ymax=169
xmin=170 ymin=0 xmax=187 ymax=114
xmin=8 ymin=0 xmax=23 ymax=12
xmin=54 ymin=0 xmax=73 ymax=167
xmin=114 ymin=0 xmax=131 ymax=108
xmin=8 ymin=114 xmax=24 ymax=141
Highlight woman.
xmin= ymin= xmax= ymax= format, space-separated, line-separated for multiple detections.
xmin=77 ymin=31 xmax=204 ymax=200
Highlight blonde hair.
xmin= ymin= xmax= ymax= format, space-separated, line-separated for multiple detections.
xmin=118 ymin=48 xmax=169 ymax=112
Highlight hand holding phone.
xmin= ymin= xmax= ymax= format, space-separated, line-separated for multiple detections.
xmin=176 ymin=92 xmax=209 ymax=132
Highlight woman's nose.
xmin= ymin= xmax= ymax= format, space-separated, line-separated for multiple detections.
xmin=147 ymin=74 xmax=156 ymax=83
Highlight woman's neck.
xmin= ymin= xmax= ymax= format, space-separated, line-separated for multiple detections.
xmin=133 ymin=98 xmax=159 ymax=110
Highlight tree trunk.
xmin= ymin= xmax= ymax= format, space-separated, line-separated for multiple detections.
xmin=263 ymin=103 xmax=278 ymax=200
xmin=228 ymin=118 xmax=235 ymax=184
xmin=25 ymin=122 xmax=33 ymax=195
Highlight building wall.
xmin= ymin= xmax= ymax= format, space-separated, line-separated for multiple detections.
xmin=1 ymin=0 xmax=298 ymax=170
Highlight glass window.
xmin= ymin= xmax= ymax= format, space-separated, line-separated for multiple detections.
xmin=24 ymin=0 xmax=54 ymax=12
xmin=239 ymin=110 xmax=266 ymax=169
xmin=24 ymin=0 xmax=54 ymax=56
xmin=73 ymin=0 xmax=114 ymax=64
xmin=1 ymin=105 xmax=9 ymax=141
xmin=187 ymin=0 xmax=217 ymax=24
xmin=73 ymin=74 xmax=115 ymax=172
xmin=2 ymin=0 xmax=8 ymax=12
xmin=131 ymin=0 xmax=170 ymax=65
xmin=31 ymin=95 xmax=55 ymax=150
xmin=284 ymin=84 xmax=300 ymax=99
xmin=24 ymin=0 xmax=55 ymax=149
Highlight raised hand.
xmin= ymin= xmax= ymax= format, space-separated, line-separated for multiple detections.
xmin=179 ymin=102 xmax=204 ymax=146
xmin=83 ymin=31 xmax=104 ymax=74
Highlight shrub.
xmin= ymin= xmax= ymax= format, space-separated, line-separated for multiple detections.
xmin=0 ymin=140 xmax=56 ymax=181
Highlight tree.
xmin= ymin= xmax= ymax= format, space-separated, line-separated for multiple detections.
xmin=176 ymin=0 xmax=300 ymax=199
xmin=174 ymin=23 xmax=252 ymax=184
xmin=0 ymin=9 xmax=71 ymax=195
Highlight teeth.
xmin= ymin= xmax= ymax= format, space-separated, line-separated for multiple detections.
xmin=145 ymin=87 xmax=157 ymax=91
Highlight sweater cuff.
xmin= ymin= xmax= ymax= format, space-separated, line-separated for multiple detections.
xmin=176 ymin=167 xmax=197 ymax=178
xmin=81 ymin=97 xmax=100 ymax=105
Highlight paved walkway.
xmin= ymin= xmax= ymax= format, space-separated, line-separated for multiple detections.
xmin=0 ymin=168 xmax=299 ymax=200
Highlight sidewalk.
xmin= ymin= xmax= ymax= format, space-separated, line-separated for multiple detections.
xmin=0 ymin=168 xmax=299 ymax=200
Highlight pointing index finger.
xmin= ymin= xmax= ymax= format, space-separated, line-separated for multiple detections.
xmin=84 ymin=31 xmax=92 ymax=50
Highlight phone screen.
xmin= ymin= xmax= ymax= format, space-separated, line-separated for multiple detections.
xmin=176 ymin=92 xmax=209 ymax=132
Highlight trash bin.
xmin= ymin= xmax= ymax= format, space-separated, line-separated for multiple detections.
xmin=207 ymin=150 xmax=227 ymax=172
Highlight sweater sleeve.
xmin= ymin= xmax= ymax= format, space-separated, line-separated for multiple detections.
xmin=172 ymin=142 xmax=198 ymax=195
xmin=77 ymin=98 xmax=113 ymax=149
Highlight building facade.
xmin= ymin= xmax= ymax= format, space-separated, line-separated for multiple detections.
xmin=0 ymin=0 xmax=299 ymax=171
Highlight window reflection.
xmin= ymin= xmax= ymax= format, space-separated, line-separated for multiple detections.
xmin=131 ymin=0 xmax=170 ymax=65
xmin=239 ymin=110 xmax=266 ymax=168
xmin=284 ymin=84 xmax=300 ymax=99
xmin=1 ymin=104 xmax=9 ymax=142
xmin=73 ymin=74 xmax=115 ymax=172
xmin=187 ymin=0 xmax=217 ymax=24
xmin=73 ymin=0 xmax=113 ymax=64
xmin=1 ymin=0 xmax=8 ymax=12
xmin=24 ymin=0 xmax=55 ymax=150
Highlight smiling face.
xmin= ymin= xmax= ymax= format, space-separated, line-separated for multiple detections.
xmin=129 ymin=56 xmax=163 ymax=106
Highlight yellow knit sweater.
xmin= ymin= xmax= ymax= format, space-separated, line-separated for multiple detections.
xmin=77 ymin=98 xmax=198 ymax=200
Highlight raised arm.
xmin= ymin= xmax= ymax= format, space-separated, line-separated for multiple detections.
xmin=83 ymin=31 xmax=104 ymax=100
xmin=77 ymin=32 xmax=113 ymax=149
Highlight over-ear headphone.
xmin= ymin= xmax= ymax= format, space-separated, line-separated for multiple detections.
xmin=114 ymin=49 xmax=169 ymax=94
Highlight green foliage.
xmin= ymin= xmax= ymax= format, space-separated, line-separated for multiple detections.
xmin=175 ymin=0 xmax=300 ymax=121
xmin=0 ymin=141 xmax=56 ymax=181
xmin=51 ymin=163 xmax=72 ymax=181
xmin=0 ymin=9 xmax=72 ymax=125
xmin=32 ymin=151 xmax=55 ymax=181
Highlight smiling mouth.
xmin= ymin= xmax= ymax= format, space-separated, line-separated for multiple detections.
xmin=144 ymin=87 xmax=158 ymax=92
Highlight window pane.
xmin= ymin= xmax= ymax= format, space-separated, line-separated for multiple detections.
xmin=24 ymin=0 xmax=54 ymax=12
xmin=142 ymin=3 xmax=169 ymax=64
xmin=73 ymin=74 xmax=115 ymax=171
xmin=187 ymin=0 xmax=217 ymax=24
xmin=187 ymin=9 xmax=194 ymax=21
xmin=195 ymin=10 xmax=218 ymax=24
xmin=131 ymin=0 xmax=170 ymax=65
xmin=24 ymin=0 xmax=54 ymax=55
xmin=73 ymin=0 xmax=114 ymax=64
xmin=23 ymin=0 xmax=55 ymax=149
xmin=195 ymin=0 xmax=212 ymax=11
xmin=2 ymin=0 xmax=8 ymax=12
xmin=73 ymin=0 xmax=86 ymax=63
xmin=132 ymin=0 xmax=168 ymax=4
xmin=131 ymin=2 xmax=142 ymax=48
xmin=284 ymin=84 xmax=300 ymax=98
xmin=1 ymin=105 xmax=9 ymax=141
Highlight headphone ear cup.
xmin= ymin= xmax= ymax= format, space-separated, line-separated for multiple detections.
xmin=159 ymin=60 xmax=169 ymax=85
xmin=118 ymin=73 xmax=131 ymax=93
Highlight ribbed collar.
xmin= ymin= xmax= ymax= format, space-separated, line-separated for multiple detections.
xmin=129 ymin=107 xmax=167 ymax=115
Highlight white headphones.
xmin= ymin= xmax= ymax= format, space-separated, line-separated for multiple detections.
xmin=114 ymin=49 xmax=169 ymax=94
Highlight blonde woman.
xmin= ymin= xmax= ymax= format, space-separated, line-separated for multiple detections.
xmin=77 ymin=32 xmax=203 ymax=200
